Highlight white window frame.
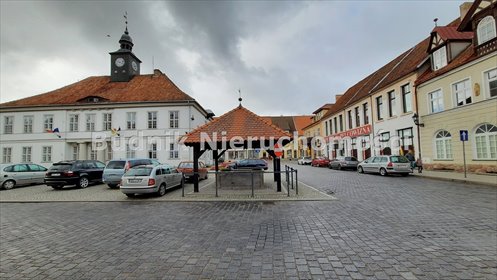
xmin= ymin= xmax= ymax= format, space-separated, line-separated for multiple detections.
xmin=42 ymin=146 xmax=52 ymax=162
xmin=23 ymin=116 xmax=33 ymax=133
xmin=72 ymin=145 xmax=79 ymax=160
xmin=169 ymin=143 xmax=179 ymax=159
xmin=428 ymin=88 xmax=444 ymax=113
xmin=376 ymin=96 xmax=383 ymax=121
xmin=103 ymin=113 xmax=112 ymax=131
xmin=433 ymin=130 xmax=453 ymax=160
xmin=126 ymin=112 xmax=136 ymax=130
xmin=86 ymin=114 xmax=96 ymax=131
xmin=4 ymin=116 xmax=14 ymax=134
xmin=474 ymin=123 xmax=497 ymax=160
xmin=432 ymin=46 xmax=447 ymax=70
xmin=452 ymin=78 xmax=472 ymax=107
xmin=484 ymin=68 xmax=497 ymax=99
xmin=43 ymin=114 xmax=54 ymax=131
xmin=22 ymin=146 xmax=32 ymax=162
xmin=148 ymin=111 xmax=158 ymax=129
xmin=106 ymin=142 xmax=112 ymax=161
xmin=149 ymin=143 xmax=158 ymax=159
xmin=69 ymin=114 xmax=79 ymax=132
xmin=401 ymin=83 xmax=412 ymax=113
xmin=169 ymin=111 xmax=179 ymax=129
xmin=387 ymin=90 xmax=396 ymax=117
xmin=2 ymin=147 xmax=12 ymax=163
xmin=477 ymin=16 xmax=497 ymax=45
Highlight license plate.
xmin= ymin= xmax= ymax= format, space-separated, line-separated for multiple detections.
xmin=51 ymin=173 xmax=60 ymax=176
xmin=128 ymin=179 xmax=141 ymax=183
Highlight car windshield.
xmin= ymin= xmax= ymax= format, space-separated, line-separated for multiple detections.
xmin=106 ymin=161 xmax=126 ymax=169
xmin=124 ymin=167 xmax=153 ymax=177
xmin=49 ymin=164 xmax=72 ymax=171
xmin=390 ymin=156 xmax=409 ymax=163
xmin=304 ymin=157 xmax=311 ymax=160
xmin=345 ymin=157 xmax=357 ymax=161
xmin=178 ymin=162 xmax=193 ymax=168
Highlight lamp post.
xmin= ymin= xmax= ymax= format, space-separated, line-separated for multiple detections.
xmin=412 ymin=113 xmax=423 ymax=173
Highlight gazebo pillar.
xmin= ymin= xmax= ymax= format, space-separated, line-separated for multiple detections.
xmin=193 ymin=144 xmax=200 ymax=193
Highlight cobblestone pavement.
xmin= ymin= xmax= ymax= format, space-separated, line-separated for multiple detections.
xmin=1 ymin=162 xmax=496 ymax=279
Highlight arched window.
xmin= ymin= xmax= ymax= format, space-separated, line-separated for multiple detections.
xmin=474 ymin=123 xmax=497 ymax=159
xmin=434 ymin=130 xmax=453 ymax=160
xmin=477 ymin=16 xmax=497 ymax=45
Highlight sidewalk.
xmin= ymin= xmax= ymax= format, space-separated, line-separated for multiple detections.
xmin=412 ymin=170 xmax=497 ymax=186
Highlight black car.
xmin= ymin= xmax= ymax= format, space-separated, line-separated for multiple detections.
xmin=230 ymin=159 xmax=268 ymax=170
xmin=45 ymin=160 xmax=106 ymax=189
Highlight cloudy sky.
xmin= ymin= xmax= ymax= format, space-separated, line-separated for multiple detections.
xmin=1 ymin=1 xmax=464 ymax=116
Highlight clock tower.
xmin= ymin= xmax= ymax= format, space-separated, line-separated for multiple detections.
xmin=109 ymin=25 xmax=142 ymax=82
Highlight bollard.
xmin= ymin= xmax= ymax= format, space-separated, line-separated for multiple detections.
xmin=295 ymin=169 xmax=298 ymax=195
xmin=215 ymin=171 xmax=218 ymax=197
xmin=251 ymin=170 xmax=254 ymax=198
xmin=290 ymin=167 xmax=294 ymax=190
xmin=286 ymin=169 xmax=290 ymax=197
xmin=182 ymin=174 xmax=185 ymax=197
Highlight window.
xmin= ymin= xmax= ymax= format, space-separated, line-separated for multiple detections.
xmin=388 ymin=91 xmax=396 ymax=117
xmin=42 ymin=146 xmax=52 ymax=162
xmin=22 ymin=146 xmax=32 ymax=162
xmin=475 ymin=123 xmax=497 ymax=159
xmin=354 ymin=107 xmax=360 ymax=127
xmin=2 ymin=147 xmax=12 ymax=163
xmin=106 ymin=143 xmax=112 ymax=161
xmin=339 ymin=115 xmax=343 ymax=132
xmin=127 ymin=112 xmax=136 ymax=130
xmin=89 ymin=146 xmax=97 ymax=160
xmin=44 ymin=115 xmax=53 ymax=131
xmin=379 ymin=132 xmax=390 ymax=142
xmin=4 ymin=116 xmax=13 ymax=134
xmin=363 ymin=103 xmax=369 ymax=124
xmin=333 ymin=117 xmax=338 ymax=134
xmin=86 ymin=114 xmax=96 ymax=131
xmin=347 ymin=110 xmax=353 ymax=129
xmin=453 ymin=79 xmax=472 ymax=106
xmin=69 ymin=114 xmax=79 ymax=132
xmin=72 ymin=145 xmax=79 ymax=160
xmin=434 ymin=130 xmax=453 ymax=160
xmin=429 ymin=89 xmax=444 ymax=113
xmin=432 ymin=46 xmax=447 ymax=70
xmin=148 ymin=111 xmax=157 ymax=129
xmin=169 ymin=111 xmax=179 ymax=128
xmin=485 ymin=68 xmax=497 ymax=98
xmin=126 ymin=143 xmax=136 ymax=158
xmin=325 ymin=121 xmax=329 ymax=136
xmin=376 ymin=96 xmax=383 ymax=120
xmin=23 ymin=116 xmax=33 ymax=133
xmin=149 ymin=143 xmax=157 ymax=159
xmin=169 ymin=143 xmax=179 ymax=159
xmin=397 ymin=128 xmax=413 ymax=153
xmin=103 ymin=113 xmax=112 ymax=131
xmin=477 ymin=16 xmax=496 ymax=45
xmin=401 ymin=84 xmax=412 ymax=113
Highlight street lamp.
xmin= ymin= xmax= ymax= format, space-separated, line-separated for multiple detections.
xmin=412 ymin=113 xmax=424 ymax=127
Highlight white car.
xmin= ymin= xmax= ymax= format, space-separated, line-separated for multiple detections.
xmin=120 ymin=164 xmax=184 ymax=197
xmin=297 ymin=157 xmax=312 ymax=165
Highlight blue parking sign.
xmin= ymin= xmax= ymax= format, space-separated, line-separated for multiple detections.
xmin=460 ymin=130 xmax=469 ymax=141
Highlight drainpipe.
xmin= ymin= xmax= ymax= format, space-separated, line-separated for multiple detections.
xmin=414 ymin=85 xmax=422 ymax=161
xmin=369 ymin=95 xmax=375 ymax=157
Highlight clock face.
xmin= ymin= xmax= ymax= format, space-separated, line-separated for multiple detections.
xmin=115 ymin=58 xmax=125 ymax=67
xmin=132 ymin=61 xmax=138 ymax=71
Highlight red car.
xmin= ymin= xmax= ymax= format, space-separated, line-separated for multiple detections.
xmin=177 ymin=161 xmax=208 ymax=181
xmin=311 ymin=157 xmax=330 ymax=167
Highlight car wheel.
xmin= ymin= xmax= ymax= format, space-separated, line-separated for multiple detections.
xmin=78 ymin=177 xmax=89 ymax=188
xmin=157 ymin=183 xmax=166 ymax=196
xmin=337 ymin=164 xmax=342 ymax=170
xmin=2 ymin=180 xmax=16 ymax=190
xmin=357 ymin=166 xmax=364 ymax=174
xmin=107 ymin=184 xmax=118 ymax=189
xmin=125 ymin=193 xmax=134 ymax=198
xmin=205 ymin=173 xmax=208 ymax=180
xmin=51 ymin=185 xmax=63 ymax=190
xmin=379 ymin=168 xmax=387 ymax=176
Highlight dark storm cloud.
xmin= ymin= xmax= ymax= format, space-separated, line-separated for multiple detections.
xmin=1 ymin=1 xmax=463 ymax=116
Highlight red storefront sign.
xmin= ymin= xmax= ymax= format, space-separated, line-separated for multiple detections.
xmin=327 ymin=124 xmax=372 ymax=141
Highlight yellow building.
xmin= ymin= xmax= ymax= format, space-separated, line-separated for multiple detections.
xmin=302 ymin=104 xmax=333 ymax=158
xmin=415 ymin=0 xmax=497 ymax=173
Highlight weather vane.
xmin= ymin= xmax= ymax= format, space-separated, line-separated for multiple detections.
xmin=238 ymin=89 xmax=242 ymax=105
xmin=434 ymin=18 xmax=438 ymax=27
xmin=124 ymin=11 xmax=128 ymax=32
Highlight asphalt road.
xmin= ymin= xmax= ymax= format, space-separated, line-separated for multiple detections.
xmin=1 ymin=162 xmax=496 ymax=279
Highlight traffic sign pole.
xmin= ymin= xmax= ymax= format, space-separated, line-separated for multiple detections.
xmin=462 ymin=140 xmax=467 ymax=178
xmin=459 ymin=130 xmax=468 ymax=178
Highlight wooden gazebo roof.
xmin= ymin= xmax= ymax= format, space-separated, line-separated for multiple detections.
xmin=181 ymin=105 xmax=292 ymax=148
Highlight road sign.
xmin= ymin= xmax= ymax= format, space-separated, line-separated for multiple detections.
xmin=460 ymin=130 xmax=468 ymax=141
xmin=274 ymin=143 xmax=283 ymax=157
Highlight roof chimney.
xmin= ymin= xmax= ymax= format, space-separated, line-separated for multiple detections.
xmin=335 ymin=94 xmax=343 ymax=102
xmin=459 ymin=2 xmax=472 ymax=22
xmin=153 ymin=69 xmax=163 ymax=77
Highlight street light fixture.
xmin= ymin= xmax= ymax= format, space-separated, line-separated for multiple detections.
xmin=412 ymin=113 xmax=424 ymax=127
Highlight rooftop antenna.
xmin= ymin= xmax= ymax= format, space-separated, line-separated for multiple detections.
xmin=433 ymin=18 xmax=438 ymax=27
xmin=152 ymin=56 xmax=155 ymax=71
xmin=238 ymin=89 xmax=242 ymax=106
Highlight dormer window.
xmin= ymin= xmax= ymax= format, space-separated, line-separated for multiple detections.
xmin=432 ymin=46 xmax=447 ymax=70
xmin=477 ymin=16 xmax=496 ymax=45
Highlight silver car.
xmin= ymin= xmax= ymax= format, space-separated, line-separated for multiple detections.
xmin=328 ymin=156 xmax=359 ymax=170
xmin=120 ymin=164 xmax=184 ymax=197
xmin=357 ymin=155 xmax=413 ymax=176
xmin=0 ymin=163 xmax=48 ymax=190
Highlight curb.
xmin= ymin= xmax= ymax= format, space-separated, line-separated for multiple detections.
xmin=411 ymin=173 xmax=497 ymax=187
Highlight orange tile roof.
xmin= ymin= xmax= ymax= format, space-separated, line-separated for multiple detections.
xmin=1 ymin=69 xmax=195 ymax=108
xmin=432 ymin=26 xmax=473 ymax=41
xmin=181 ymin=105 xmax=292 ymax=146
xmin=293 ymin=115 xmax=314 ymax=135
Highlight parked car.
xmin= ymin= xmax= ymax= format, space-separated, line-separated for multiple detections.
xmin=297 ymin=157 xmax=312 ymax=165
xmin=0 ymin=163 xmax=48 ymax=190
xmin=357 ymin=155 xmax=412 ymax=176
xmin=103 ymin=158 xmax=160 ymax=188
xmin=328 ymin=156 xmax=359 ymax=170
xmin=230 ymin=159 xmax=268 ymax=170
xmin=120 ymin=164 xmax=184 ymax=197
xmin=45 ymin=160 xmax=106 ymax=189
xmin=311 ymin=157 xmax=330 ymax=167
xmin=177 ymin=161 xmax=208 ymax=181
